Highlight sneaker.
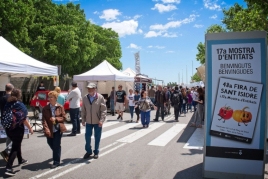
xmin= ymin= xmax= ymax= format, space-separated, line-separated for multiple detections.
xmin=130 ymin=120 xmax=133 ymax=123
xmin=83 ymin=152 xmax=92 ymax=159
xmin=67 ymin=133 xmax=76 ymax=136
xmin=117 ymin=115 xmax=121 ymax=119
xmin=5 ymin=169 xmax=16 ymax=176
xmin=93 ymin=155 xmax=98 ymax=159
xmin=19 ymin=159 xmax=28 ymax=165
xmin=0 ymin=151 xmax=8 ymax=162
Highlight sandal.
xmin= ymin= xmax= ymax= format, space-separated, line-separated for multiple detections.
xmin=189 ymin=122 xmax=196 ymax=127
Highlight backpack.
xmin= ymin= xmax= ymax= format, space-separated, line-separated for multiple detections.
xmin=172 ymin=93 xmax=181 ymax=106
xmin=1 ymin=104 xmax=13 ymax=129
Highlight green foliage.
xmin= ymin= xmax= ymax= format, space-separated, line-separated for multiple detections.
xmin=0 ymin=0 xmax=122 ymax=76
xmin=191 ymin=73 xmax=202 ymax=82
xmin=167 ymin=82 xmax=177 ymax=87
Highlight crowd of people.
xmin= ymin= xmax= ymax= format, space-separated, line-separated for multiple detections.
xmin=0 ymin=81 xmax=205 ymax=176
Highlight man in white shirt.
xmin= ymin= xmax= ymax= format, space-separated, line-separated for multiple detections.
xmin=66 ymin=81 xmax=82 ymax=136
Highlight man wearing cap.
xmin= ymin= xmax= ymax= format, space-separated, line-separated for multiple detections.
xmin=82 ymin=83 xmax=107 ymax=159
xmin=66 ymin=81 xmax=82 ymax=136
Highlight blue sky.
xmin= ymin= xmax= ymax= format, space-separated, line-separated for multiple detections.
xmin=53 ymin=0 xmax=246 ymax=85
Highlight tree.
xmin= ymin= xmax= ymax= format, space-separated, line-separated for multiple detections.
xmin=167 ymin=82 xmax=177 ymax=87
xmin=196 ymin=25 xmax=226 ymax=65
xmin=0 ymin=0 xmax=35 ymax=53
xmin=191 ymin=73 xmax=202 ymax=82
xmin=222 ymin=2 xmax=268 ymax=34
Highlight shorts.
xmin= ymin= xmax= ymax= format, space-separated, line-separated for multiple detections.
xmin=115 ymin=102 xmax=125 ymax=111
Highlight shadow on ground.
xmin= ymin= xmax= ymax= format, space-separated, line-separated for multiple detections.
xmin=173 ymin=163 xmax=203 ymax=179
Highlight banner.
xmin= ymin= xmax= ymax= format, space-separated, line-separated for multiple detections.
xmin=134 ymin=52 xmax=140 ymax=74
xmin=204 ymin=31 xmax=267 ymax=179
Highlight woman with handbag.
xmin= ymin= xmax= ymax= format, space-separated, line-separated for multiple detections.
xmin=42 ymin=91 xmax=67 ymax=169
xmin=2 ymin=89 xmax=33 ymax=176
xmin=136 ymin=90 xmax=157 ymax=128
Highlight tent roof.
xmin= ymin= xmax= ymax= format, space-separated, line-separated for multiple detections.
xmin=0 ymin=36 xmax=58 ymax=77
xmin=73 ymin=60 xmax=134 ymax=82
xmin=122 ymin=68 xmax=136 ymax=77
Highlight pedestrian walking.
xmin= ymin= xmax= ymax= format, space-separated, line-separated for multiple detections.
xmin=134 ymin=90 xmax=140 ymax=123
xmin=115 ymin=85 xmax=126 ymax=121
xmin=82 ymin=83 xmax=107 ymax=159
xmin=66 ymin=81 xmax=82 ymax=136
xmin=0 ymin=83 xmax=14 ymax=162
xmin=2 ymin=89 xmax=33 ymax=176
xmin=54 ymin=87 xmax=65 ymax=106
xmin=148 ymin=86 xmax=156 ymax=104
xmin=164 ymin=87 xmax=171 ymax=115
xmin=190 ymin=87 xmax=204 ymax=128
xmin=154 ymin=85 xmax=166 ymax=121
xmin=42 ymin=91 xmax=67 ymax=169
xmin=187 ymin=90 xmax=193 ymax=112
xmin=181 ymin=88 xmax=188 ymax=116
xmin=171 ymin=86 xmax=183 ymax=122
xmin=191 ymin=87 xmax=198 ymax=112
xmin=127 ymin=89 xmax=135 ymax=122
xmin=109 ymin=87 xmax=115 ymax=116
xmin=136 ymin=90 xmax=156 ymax=128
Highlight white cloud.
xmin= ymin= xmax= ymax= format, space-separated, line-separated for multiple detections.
xmin=99 ymin=9 xmax=121 ymax=21
xmin=147 ymin=51 xmax=155 ymax=53
xmin=102 ymin=20 xmax=139 ymax=37
xmin=203 ymin=0 xmax=221 ymax=11
xmin=163 ymin=32 xmax=178 ymax=37
xmin=150 ymin=14 xmax=197 ymax=31
xmin=147 ymin=45 xmax=165 ymax=49
xmin=151 ymin=3 xmax=177 ymax=13
xmin=138 ymin=29 xmax=143 ymax=33
xmin=93 ymin=11 xmax=99 ymax=14
xmin=162 ymin=0 xmax=181 ymax=3
xmin=127 ymin=43 xmax=141 ymax=50
xmin=193 ymin=24 xmax=204 ymax=28
xmin=167 ymin=13 xmax=176 ymax=21
xmin=133 ymin=15 xmax=142 ymax=20
xmin=144 ymin=31 xmax=162 ymax=38
xmin=210 ymin=14 xmax=217 ymax=19
xmin=166 ymin=51 xmax=175 ymax=53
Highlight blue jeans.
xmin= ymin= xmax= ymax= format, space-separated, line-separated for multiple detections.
xmin=110 ymin=99 xmax=114 ymax=111
xmin=85 ymin=124 xmax=102 ymax=155
xmin=192 ymin=101 xmax=197 ymax=112
xmin=150 ymin=97 xmax=155 ymax=104
xmin=129 ymin=106 xmax=134 ymax=119
xmin=182 ymin=103 xmax=186 ymax=114
xmin=187 ymin=103 xmax=192 ymax=112
xmin=141 ymin=111 xmax=150 ymax=126
xmin=70 ymin=108 xmax=80 ymax=134
xmin=47 ymin=130 xmax=62 ymax=165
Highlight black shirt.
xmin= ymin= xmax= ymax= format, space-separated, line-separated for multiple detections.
xmin=199 ymin=95 xmax=204 ymax=105
xmin=116 ymin=90 xmax=126 ymax=103
xmin=36 ymin=86 xmax=46 ymax=91
xmin=0 ymin=94 xmax=10 ymax=117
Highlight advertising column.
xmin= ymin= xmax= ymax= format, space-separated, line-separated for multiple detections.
xmin=204 ymin=31 xmax=267 ymax=179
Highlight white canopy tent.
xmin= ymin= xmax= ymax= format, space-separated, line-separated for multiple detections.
xmin=73 ymin=60 xmax=134 ymax=97
xmin=0 ymin=36 xmax=58 ymax=91
xmin=0 ymin=36 xmax=58 ymax=77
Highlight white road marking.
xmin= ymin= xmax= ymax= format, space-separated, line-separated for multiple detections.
xmin=148 ymin=124 xmax=187 ymax=146
xmin=183 ymin=127 xmax=204 ymax=150
xmin=99 ymin=123 xmax=140 ymax=139
xmin=29 ymin=142 xmax=120 ymax=179
xmin=117 ymin=123 xmax=165 ymax=143
xmin=47 ymin=143 xmax=127 ymax=179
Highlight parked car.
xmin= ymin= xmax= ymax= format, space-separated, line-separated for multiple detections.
xmin=30 ymin=90 xmax=82 ymax=123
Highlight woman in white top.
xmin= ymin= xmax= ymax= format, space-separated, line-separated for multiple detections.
xmin=127 ymin=89 xmax=135 ymax=122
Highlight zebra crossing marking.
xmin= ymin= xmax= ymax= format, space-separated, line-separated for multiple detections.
xmin=117 ymin=123 xmax=165 ymax=143
xmin=183 ymin=126 xmax=204 ymax=150
xmin=148 ymin=124 xmax=187 ymax=146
